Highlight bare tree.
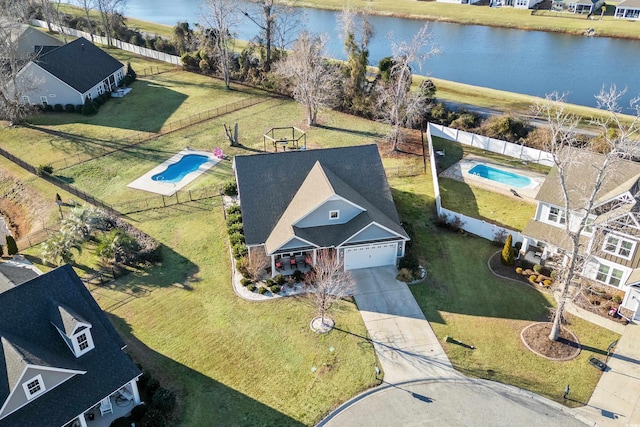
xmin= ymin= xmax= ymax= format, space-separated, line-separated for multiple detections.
xmin=246 ymin=246 xmax=269 ymax=281
xmin=74 ymin=0 xmax=97 ymax=38
xmin=200 ymin=0 xmax=237 ymax=89
xmin=0 ymin=12 xmax=39 ymax=124
xmin=376 ymin=24 xmax=439 ymax=151
xmin=274 ymin=31 xmax=340 ymax=126
xmin=96 ymin=0 xmax=126 ymax=46
xmin=532 ymin=88 xmax=640 ymax=341
xmin=305 ymin=249 xmax=355 ymax=329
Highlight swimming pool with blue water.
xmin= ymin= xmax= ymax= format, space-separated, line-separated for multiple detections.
xmin=152 ymin=154 xmax=209 ymax=183
xmin=468 ymin=164 xmax=531 ymax=188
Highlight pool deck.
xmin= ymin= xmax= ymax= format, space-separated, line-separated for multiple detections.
xmin=128 ymin=149 xmax=221 ymax=196
xmin=439 ymin=155 xmax=548 ymax=201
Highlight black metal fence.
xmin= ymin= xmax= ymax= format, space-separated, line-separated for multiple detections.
xmin=112 ymin=186 xmax=222 ymax=214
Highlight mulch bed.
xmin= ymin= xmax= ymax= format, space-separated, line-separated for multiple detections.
xmin=487 ymin=251 xmax=551 ymax=292
xmin=521 ymin=322 xmax=581 ymax=361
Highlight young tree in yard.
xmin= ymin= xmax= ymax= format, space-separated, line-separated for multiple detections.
xmin=533 ymin=87 xmax=640 ymax=342
xmin=41 ymin=232 xmax=82 ymax=266
xmin=6 ymin=235 xmax=18 ymax=256
xmin=200 ymin=0 xmax=237 ymax=89
xmin=274 ymin=31 xmax=340 ymax=126
xmin=245 ymin=246 xmax=269 ymax=282
xmin=96 ymin=228 xmax=138 ymax=266
xmin=61 ymin=205 xmax=102 ymax=242
xmin=305 ymin=249 xmax=355 ymax=330
xmin=376 ymin=24 xmax=439 ymax=152
xmin=338 ymin=6 xmax=374 ymax=110
xmin=501 ymin=234 xmax=515 ymax=266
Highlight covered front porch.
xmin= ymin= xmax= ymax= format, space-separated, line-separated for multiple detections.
xmin=272 ymin=251 xmax=315 ymax=276
xmin=66 ymin=380 xmax=141 ymax=427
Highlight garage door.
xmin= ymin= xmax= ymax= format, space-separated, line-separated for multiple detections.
xmin=343 ymin=243 xmax=397 ymax=271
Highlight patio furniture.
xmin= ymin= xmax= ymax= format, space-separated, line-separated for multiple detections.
xmin=281 ymin=257 xmax=291 ymax=269
xmin=305 ymin=256 xmax=312 ymax=266
xmin=99 ymin=397 xmax=113 ymax=416
xmin=290 ymin=258 xmax=297 ymax=267
xmin=296 ymin=255 xmax=306 ymax=267
xmin=118 ymin=388 xmax=134 ymax=402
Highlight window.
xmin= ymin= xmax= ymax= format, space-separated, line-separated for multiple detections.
xmin=40 ymin=96 xmax=47 ymax=105
xmin=21 ymin=96 xmax=29 ymax=104
xmin=77 ymin=333 xmax=89 ymax=350
xmin=547 ymin=207 xmax=566 ymax=224
xmin=97 ymin=85 xmax=104 ymax=95
xmin=596 ymin=264 xmax=624 ymax=287
xmin=603 ymin=235 xmax=635 ymax=260
xmin=329 ymin=210 xmax=339 ymax=220
xmin=583 ymin=217 xmax=595 ymax=235
xmin=22 ymin=374 xmax=45 ymax=400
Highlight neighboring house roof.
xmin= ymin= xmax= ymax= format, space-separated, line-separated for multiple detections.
xmin=522 ymin=219 xmax=590 ymax=252
xmin=5 ymin=22 xmax=63 ymax=60
xmin=0 ymin=263 xmax=39 ymax=293
xmin=617 ymin=0 xmax=640 ymax=8
xmin=534 ymin=148 xmax=640 ymax=208
xmin=35 ymin=37 xmax=124 ymax=94
xmin=0 ymin=264 xmax=140 ymax=427
xmin=234 ymin=145 xmax=409 ymax=249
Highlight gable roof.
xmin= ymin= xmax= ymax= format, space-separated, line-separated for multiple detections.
xmin=35 ymin=37 xmax=124 ymax=94
xmin=0 ymin=265 xmax=140 ymax=427
xmin=234 ymin=145 xmax=409 ymax=248
xmin=535 ymin=147 xmax=640 ymax=209
xmin=0 ymin=263 xmax=39 ymax=293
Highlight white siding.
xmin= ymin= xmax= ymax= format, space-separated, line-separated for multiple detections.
xmin=295 ymin=199 xmax=362 ymax=228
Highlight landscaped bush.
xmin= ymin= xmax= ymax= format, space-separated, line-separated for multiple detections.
xmin=145 ymin=378 xmax=160 ymax=397
xmin=229 ymin=232 xmax=245 ymax=246
xmin=227 ymin=223 xmax=244 ymax=234
xmin=95 ymin=94 xmax=105 ymax=106
xmin=64 ymin=103 xmax=76 ymax=112
xmin=75 ymin=104 xmax=83 ymax=113
xmin=131 ymin=404 xmax=148 ymax=422
xmin=226 ymin=204 xmax=241 ymax=215
xmin=493 ymin=229 xmax=508 ymax=247
xmin=226 ymin=213 xmax=242 ymax=226
xmin=515 ymin=267 xmax=523 ymax=274
xmin=258 ymin=286 xmax=267 ymax=295
xmin=222 ymin=180 xmax=237 ymax=196
xmin=81 ymin=97 xmax=98 ymax=115
xmin=613 ymin=292 xmax=623 ymax=304
xmin=6 ymin=235 xmax=18 ymax=256
xmin=273 ymin=274 xmax=286 ymax=286
xmin=398 ymin=254 xmax=419 ymax=273
xmin=292 ymin=270 xmax=304 ymax=282
xmin=270 ymin=284 xmax=281 ymax=293
xmin=104 ymin=215 xmax=162 ymax=263
xmin=247 ymin=284 xmax=257 ymax=292
xmin=240 ymin=278 xmax=252 ymax=286
xmin=43 ymin=104 xmax=53 ymax=112
xmin=265 ymin=278 xmax=275 ymax=287
xmin=533 ymin=264 xmax=543 ymax=273
xmin=109 ymin=417 xmax=131 ymax=427
xmin=397 ymin=268 xmax=413 ymax=282
xmin=53 ymin=103 xmax=64 ymax=112
xmin=529 ymin=275 xmax=537 ymax=282
xmin=151 ymin=388 xmax=176 ymax=413
xmin=140 ymin=408 xmax=168 ymax=427
xmin=501 ymin=234 xmax=515 ymax=266
xmin=232 ymin=243 xmax=247 ymax=259
xmin=543 ymin=279 xmax=552 ymax=287
xmin=36 ymin=164 xmax=53 ymax=176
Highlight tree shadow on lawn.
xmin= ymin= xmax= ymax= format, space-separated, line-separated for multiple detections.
xmin=107 ymin=314 xmax=305 ymax=427
xmin=29 ymin=81 xmax=188 ymax=133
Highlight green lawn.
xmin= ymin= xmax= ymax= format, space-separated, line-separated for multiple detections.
xmin=390 ymin=173 xmax=619 ymax=406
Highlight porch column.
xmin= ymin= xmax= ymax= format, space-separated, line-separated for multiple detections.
xmin=313 ymin=250 xmax=317 ymax=265
xmin=77 ymin=414 xmax=88 ymax=427
xmin=130 ymin=379 xmax=141 ymax=404
xmin=271 ymin=255 xmax=276 ymax=278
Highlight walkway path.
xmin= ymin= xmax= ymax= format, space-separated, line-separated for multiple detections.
xmin=576 ymin=322 xmax=640 ymax=426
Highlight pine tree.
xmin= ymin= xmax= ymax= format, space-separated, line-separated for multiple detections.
xmin=501 ymin=234 xmax=515 ymax=266
xmin=6 ymin=235 xmax=17 ymax=256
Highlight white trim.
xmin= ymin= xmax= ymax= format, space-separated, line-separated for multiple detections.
xmin=0 ymin=365 xmax=28 ymax=417
xmin=269 ymin=235 xmax=319 ymax=255
xmin=24 ymin=365 xmax=85 ymax=375
xmin=338 ymin=221 xmax=408 ymax=248
xmin=292 ymin=194 xmax=365 ymax=227
xmin=72 ymin=329 xmax=95 ymax=357
xmin=22 ymin=374 xmax=45 ymax=400
xmin=602 ymin=233 xmax=636 ymax=261
xmin=546 ymin=206 xmax=566 ymax=225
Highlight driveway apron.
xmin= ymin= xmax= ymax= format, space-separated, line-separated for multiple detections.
xmin=351 ymin=267 xmax=454 ymax=383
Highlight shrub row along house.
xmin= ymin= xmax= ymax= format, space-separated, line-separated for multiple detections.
xmin=14 ymin=36 xmax=125 ymax=107
xmin=522 ymin=148 xmax=640 ymax=319
xmin=0 ymin=265 xmax=141 ymax=427
xmin=233 ymin=145 xmax=410 ymax=275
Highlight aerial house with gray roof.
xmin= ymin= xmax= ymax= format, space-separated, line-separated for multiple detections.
xmin=233 ymin=145 xmax=410 ymax=275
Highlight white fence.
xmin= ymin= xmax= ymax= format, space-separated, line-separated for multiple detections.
xmin=428 ymin=123 xmax=554 ymax=167
xmin=439 ymin=208 xmax=524 ymax=244
xmin=31 ymin=20 xmax=182 ymax=66
xmin=426 ymin=124 xmax=524 ymax=244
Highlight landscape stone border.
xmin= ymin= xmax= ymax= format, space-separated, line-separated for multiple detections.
xmin=520 ymin=322 xmax=581 ymax=361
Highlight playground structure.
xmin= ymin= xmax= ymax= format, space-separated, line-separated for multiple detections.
xmin=263 ymin=127 xmax=307 ymax=152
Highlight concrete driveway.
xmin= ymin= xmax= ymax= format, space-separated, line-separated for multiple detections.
xmin=350 ymin=267 xmax=454 ymax=383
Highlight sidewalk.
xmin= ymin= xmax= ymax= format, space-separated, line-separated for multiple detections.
xmin=576 ymin=322 xmax=640 ymax=426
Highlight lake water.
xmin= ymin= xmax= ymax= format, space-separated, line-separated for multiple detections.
xmin=119 ymin=0 xmax=639 ymax=108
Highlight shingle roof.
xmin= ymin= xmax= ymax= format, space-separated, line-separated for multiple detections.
xmin=0 ymin=263 xmax=39 ymax=292
xmin=522 ymin=219 xmax=590 ymax=253
xmin=535 ymin=147 xmax=640 ymax=208
xmin=617 ymin=0 xmax=640 ymax=9
xmin=0 ymin=265 xmax=140 ymax=427
xmin=36 ymin=37 xmax=124 ymax=94
xmin=234 ymin=145 xmax=409 ymax=248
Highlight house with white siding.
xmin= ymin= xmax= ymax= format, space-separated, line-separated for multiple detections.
xmin=15 ymin=37 xmax=125 ymax=107
xmin=521 ymin=148 xmax=640 ymax=320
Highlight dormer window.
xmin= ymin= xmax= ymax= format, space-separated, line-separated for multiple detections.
xmin=329 ymin=210 xmax=339 ymax=220
xmin=22 ymin=374 xmax=45 ymax=400
xmin=72 ymin=329 xmax=95 ymax=357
